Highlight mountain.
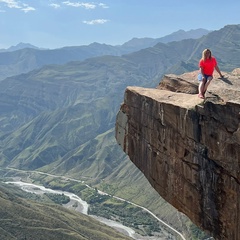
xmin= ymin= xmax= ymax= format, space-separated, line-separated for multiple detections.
xmin=156 ymin=28 xmax=211 ymax=43
xmin=0 ymin=43 xmax=123 ymax=81
xmin=0 ymin=28 xmax=210 ymax=81
xmin=0 ymin=55 xmax=149 ymax=169
xmin=122 ymin=28 xmax=211 ymax=51
xmin=1 ymin=24 xmax=240 ymax=237
xmin=0 ymin=42 xmax=43 ymax=52
xmin=124 ymin=24 xmax=240 ymax=75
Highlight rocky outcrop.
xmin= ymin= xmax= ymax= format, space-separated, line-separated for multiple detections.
xmin=115 ymin=69 xmax=240 ymax=240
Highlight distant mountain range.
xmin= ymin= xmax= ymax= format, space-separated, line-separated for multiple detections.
xmin=1 ymin=28 xmax=210 ymax=52
xmin=0 ymin=28 xmax=210 ymax=81
xmin=1 ymin=24 xmax=240 ymax=238
xmin=122 ymin=28 xmax=211 ymax=48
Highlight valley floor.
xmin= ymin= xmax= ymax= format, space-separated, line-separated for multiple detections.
xmin=1 ymin=167 xmax=185 ymax=240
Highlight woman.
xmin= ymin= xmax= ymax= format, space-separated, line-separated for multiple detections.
xmin=198 ymin=49 xmax=223 ymax=99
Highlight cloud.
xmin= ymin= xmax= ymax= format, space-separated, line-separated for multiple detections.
xmin=0 ymin=0 xmax=21 ymax=9
xmin=62 ymin=1 xmax=109 ymax=9
xmin=62 ymin=1 xmax=96 ymax=9
xmin=50 ymin=3 xmax=61 ymax=9
xmin=99 ymin=3 xmax=108 ymax=9
xmin=21 ymin=6 xmax=35 ymax=13
xmin=0 ymin=0 xmax=35 ymax=12
xmin=83 ymin=19 xmax=109 ymax=25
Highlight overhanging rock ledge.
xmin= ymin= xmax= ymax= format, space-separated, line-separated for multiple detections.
xmin=115 ymin=69 xmax=240 ymax=240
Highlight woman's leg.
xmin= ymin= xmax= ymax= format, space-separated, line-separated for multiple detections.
xmin=203 ymin=76 xmax=213 ymax=93
xmin=198 ymin=79 xmax=206 ymax=98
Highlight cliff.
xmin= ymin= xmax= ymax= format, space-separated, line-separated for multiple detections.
xmin=115 ymin=69 xmax=240 ymax=240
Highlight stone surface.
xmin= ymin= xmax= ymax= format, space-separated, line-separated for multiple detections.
xmin=115 ymin=69 xmax=240 ymax=240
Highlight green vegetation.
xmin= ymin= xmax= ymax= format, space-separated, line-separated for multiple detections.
xmin=189 ymin=224 xmax=210 ymax=239
xmin=88 ymin=194 xmax=161 ymax=236
xmin=44 ymin=193 xmax=70 ymax=205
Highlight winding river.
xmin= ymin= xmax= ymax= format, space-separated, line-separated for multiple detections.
xmin=5 ymin=181 xmax=140 ymax=239
xmin=3 ymin=168 xmax=186 ymax=240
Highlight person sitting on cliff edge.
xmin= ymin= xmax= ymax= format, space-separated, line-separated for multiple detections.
xmin=198 ymin=48 xmax=224 ymax=99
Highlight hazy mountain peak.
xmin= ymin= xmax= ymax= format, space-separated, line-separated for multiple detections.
xmin=0 ymin=42 xmax=45 ymax=52
xmin=122 ymin=28 xmax=211 ymax=50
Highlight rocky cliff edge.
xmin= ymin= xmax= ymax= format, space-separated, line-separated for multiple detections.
xmin=115 ymin=69 xmax=240 ymax=240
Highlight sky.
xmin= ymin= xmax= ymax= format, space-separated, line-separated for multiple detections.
xmin=0 ymin=0 xmax=239 ymax=49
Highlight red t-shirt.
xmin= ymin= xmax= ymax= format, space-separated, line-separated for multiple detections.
xmin=199 ymin=57 xmax=217 ymax=75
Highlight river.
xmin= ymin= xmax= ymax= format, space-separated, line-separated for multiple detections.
xmin=5 ymin=180 xmax=167 ymax=240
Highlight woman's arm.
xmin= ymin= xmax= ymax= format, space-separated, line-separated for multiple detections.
xmin=215 ymin=65 xmax=224 ymax=78
xmin=200 ymin=67 xmax=205 ymax=80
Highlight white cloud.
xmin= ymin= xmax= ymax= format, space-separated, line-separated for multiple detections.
xmin=83 ymin=19 xmax=108 ymax=25
xmin=99 ymin=3 xmax=108 ymax=9
xmin=50 ymin=3 xmax=61 ymax=9
xmin=51 ymin=1 xmax=109 ymax=10
xmin=0 ymin=0 xmax=21 ymax=9
xmin=62 ymin=1 xmax=96 ymax=9
xmin=0 ymin=0 xmax=35 ymax=12
xmin=21 ymin=6 xmax=35 ymax=13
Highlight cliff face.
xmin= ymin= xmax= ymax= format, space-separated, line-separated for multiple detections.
xmin=115 ymin=69 xmax=240 ymax=240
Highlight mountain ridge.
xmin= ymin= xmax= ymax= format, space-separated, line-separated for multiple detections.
xmin=1 ymin=28 xmax=210 ymax=52
xmin=123 ymin=28 xmax=210 ymax=48
xmin=0 ymin=28 xmax=210 ymax=81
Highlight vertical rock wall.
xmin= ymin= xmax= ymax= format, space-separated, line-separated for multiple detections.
xmin=115 ymin=72 xmax=240 ymax=240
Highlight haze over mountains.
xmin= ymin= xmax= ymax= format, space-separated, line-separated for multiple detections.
xmin=1 ymin=24 xmax=240 ymax=239
xmin=1 ymin=28 xmax=210 ymax=52
xmin=0 ymin=28 xmax=210 ymax=81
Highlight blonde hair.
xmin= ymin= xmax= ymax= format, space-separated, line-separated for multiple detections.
xmin=202 ymin=48 xmax=212 ymax=61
